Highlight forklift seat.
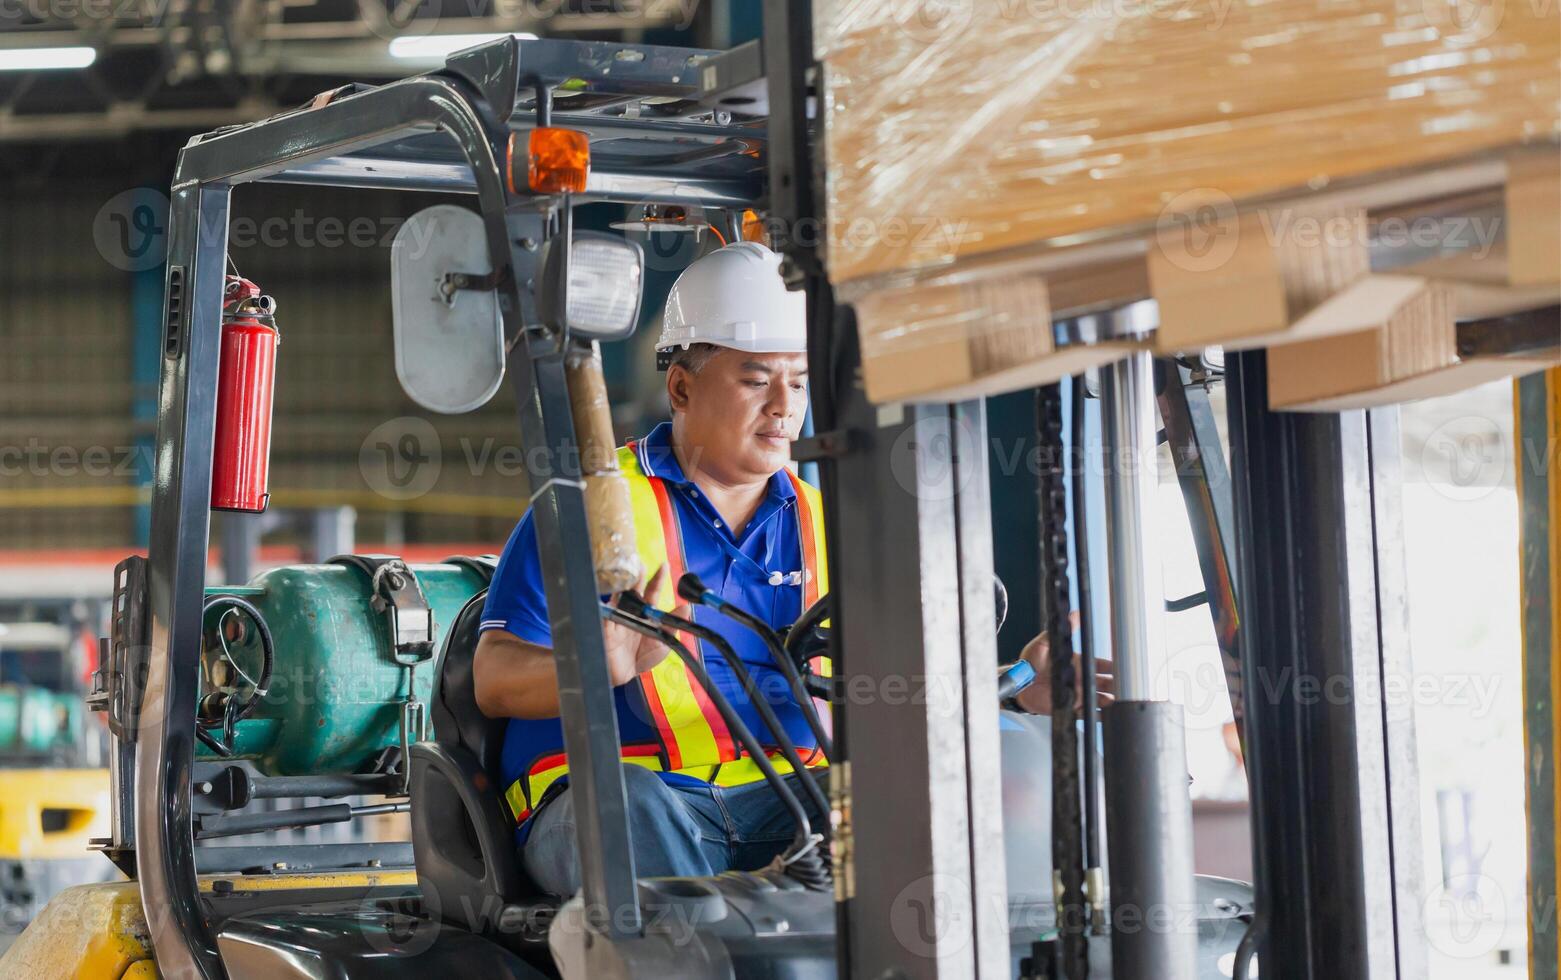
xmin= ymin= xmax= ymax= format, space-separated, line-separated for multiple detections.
xmin=409 ymin=589 xmax=554 ymax=948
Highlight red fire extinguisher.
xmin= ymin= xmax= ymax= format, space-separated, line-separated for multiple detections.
xmin=211 ymin=275 xmax=279 ymax=513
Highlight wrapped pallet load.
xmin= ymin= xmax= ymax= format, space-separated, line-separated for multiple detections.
xmin=817 ymin=0 xmax=1561 ymax=407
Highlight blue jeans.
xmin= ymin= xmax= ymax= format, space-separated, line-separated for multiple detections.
xmin=521 ymin=764 xmax=828 ymax=896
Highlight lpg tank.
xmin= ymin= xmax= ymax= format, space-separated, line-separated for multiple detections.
xmin=195 ymin=559 xmax=490 ymax=776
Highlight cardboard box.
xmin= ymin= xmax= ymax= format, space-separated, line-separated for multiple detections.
xmin=818 ymin=0 xmax=1560 ymax=289
xmin=852 ymin=272 xmax=1141 ymax=404
xmin=1267 ymin=276 xmax=1558 ymax=411
xmin=1148 ymin=206 xmax=1369 ymax=354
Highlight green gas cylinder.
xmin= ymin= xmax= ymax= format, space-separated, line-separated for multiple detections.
xmin=196 ymin=560 xmax=490 ymax=776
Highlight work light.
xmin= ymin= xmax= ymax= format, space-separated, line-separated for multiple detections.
xmin=538 ymin=232 xmax=645 ymax=341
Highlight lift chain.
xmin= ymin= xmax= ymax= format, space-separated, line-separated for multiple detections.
xmin=1037 ymin=382 xmax=1088 ymax=979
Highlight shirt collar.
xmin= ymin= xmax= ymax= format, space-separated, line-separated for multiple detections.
xmin=635 ymin=421 xmax=797 ymax=503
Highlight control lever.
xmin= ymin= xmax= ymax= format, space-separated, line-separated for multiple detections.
xmin=675 ymin=574 xmax=835 ymax=761
xmin=618 ymin=593 xmax=830 ymax=825
xmin=601 ymin=600 xmax=829 ymax=890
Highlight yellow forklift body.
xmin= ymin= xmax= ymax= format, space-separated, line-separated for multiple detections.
xmin=1 ymin=868 xmax=419 ymax=977
xmin=0 ymin=879 xmax=151 ymax=978
xmin=0 ymin=769 xmax=110 ymax=859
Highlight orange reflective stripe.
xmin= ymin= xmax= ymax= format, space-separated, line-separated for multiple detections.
xmin=786 ymin=473 xmax=833 ymax=737
xmin=619 ymin=445 xmax=684 ymax=766
xmin=791 ymin=473 xmax=820 ymax=608
xmin=644 ymin=474 xmax=738 ymax=766
xmin=786 ymin=470 xmax=829 ymax=604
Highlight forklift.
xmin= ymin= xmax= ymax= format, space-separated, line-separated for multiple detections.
xmin=0 ymin=599 xmax=114 ymax=941
xmin=10 ymin=5 xmax=1543 ymax=977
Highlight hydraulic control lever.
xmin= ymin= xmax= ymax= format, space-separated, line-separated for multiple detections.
xmin=617 ymin=592 xmax=830 ymax=824
xmin=675 ymin=573 xmax=835 ymax=761
xmin=601 ymin=599 xmax=830 ymax=891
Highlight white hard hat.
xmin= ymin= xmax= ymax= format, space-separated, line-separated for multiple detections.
xmin=656 ymin=242 xmax=806 ymax=356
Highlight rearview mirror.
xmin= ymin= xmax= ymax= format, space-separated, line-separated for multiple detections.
xmin=537 ymin=231 xmax=645 ymax=342
xmin=390 ymin=205 xmax=506 ymax=414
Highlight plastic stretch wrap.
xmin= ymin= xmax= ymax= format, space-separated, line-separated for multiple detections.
xmin=817 ymin=0 xmax=1561 ymax=295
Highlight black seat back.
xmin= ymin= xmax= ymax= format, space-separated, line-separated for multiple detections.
xmin=412 ymin=585 xmax=552 ymax=935
xmin=431 ymin=589 xmax=508 ymax=777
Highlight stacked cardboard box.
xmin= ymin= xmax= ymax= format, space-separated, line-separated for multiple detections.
xmin=818 ymin=0 xmax=1560 ymax=406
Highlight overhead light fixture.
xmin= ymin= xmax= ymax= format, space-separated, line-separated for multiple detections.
xmin=387 ymin=33 xmax=538 ymax=61
xmin=0 ymin=46 xmax=97 ymax=72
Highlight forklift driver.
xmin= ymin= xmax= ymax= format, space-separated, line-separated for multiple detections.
xmin=473 ymin=242 xmax=829 ymax=896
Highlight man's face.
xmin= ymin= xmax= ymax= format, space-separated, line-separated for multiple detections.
xmin=668 ymin=349 xmax=809 ymax=483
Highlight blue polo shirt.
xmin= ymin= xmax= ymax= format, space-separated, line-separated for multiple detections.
xmin=480 ymin=422 xmax=820 ymax=811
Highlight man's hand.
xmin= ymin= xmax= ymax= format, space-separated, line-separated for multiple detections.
xmin=603 ymin=564 xmax=688 ymax=686
xmin=473 ymin=564 xmax=692 ymax=721
xmin=1014 ymin=612 xmax=1115 ymax=716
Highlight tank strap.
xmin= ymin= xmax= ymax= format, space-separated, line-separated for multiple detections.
xmin=439 ymin=554 xmax=500 ymax=586
xmin=328 ymin=554 xmax=435 ymax=666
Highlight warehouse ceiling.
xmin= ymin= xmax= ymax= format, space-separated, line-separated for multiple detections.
xmin=0 ymin=0 xmax=702 ymax=147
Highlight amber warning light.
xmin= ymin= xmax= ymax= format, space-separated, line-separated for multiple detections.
xmin=508 ymin=128 xmax=590 ymax=195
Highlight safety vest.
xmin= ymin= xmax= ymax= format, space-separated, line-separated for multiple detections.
xmin=503 ymin=443 xmax=829 ymax=823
